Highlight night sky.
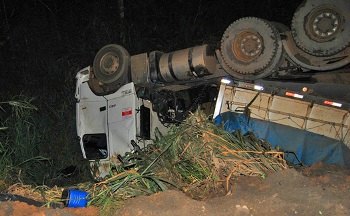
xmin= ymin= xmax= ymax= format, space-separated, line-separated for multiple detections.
xmin=0 ymin=0 xmax=303 ymax=94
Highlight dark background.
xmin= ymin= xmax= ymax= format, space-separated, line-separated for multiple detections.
xmin=0 ymin=0 xmax=303 ymax=184
xmin=0 ymin=0 xmax=303 ymax=91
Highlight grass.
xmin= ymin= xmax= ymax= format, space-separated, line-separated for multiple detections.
xmin=0 ymin=52 xmax=95 ymax=187
xmin=0 ymin=97 xmax=49 ymax=184
xmin=0 ymin=92 xmax=90 ymax=187
xmin=145 ymin=111 xmax=286 ymax=198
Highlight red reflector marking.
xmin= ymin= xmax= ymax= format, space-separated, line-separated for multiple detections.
xmin=285 ymin=92 xmax=294 ymax=97
xmin=122 ymin=109 xmax=132 ymax=116
xmin=324 ymin=100 xmax=332 ymax=105
xmin=324 ymin=100 xmax=342 ymax=107
xmin=285 ymin=92 xmax=303 ymax=99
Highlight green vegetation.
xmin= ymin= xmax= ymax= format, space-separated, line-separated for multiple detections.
xmin=0 ymin=98 xmax=41 ymax=182
xmin=0 ymin=94 xmax=90 ymax=186
xmin=81 ymin=111 xmax=286 ymax=214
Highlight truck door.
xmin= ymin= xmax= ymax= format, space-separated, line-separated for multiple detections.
xmin=104 ymin=83 xmax=137 ymax=158
xmin=76 ymin=68 xmax=109 ymax=161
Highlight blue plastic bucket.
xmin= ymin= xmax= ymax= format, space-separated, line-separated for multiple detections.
xmin=62 ymin=189 xmax=89 ymax=208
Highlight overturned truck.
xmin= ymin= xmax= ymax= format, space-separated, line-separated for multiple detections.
xmin=75 ymin=0 xmax=350 ymax=178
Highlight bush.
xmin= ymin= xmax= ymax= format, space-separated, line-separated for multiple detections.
xmin=0 ymin=96 xmax=90 ymax=186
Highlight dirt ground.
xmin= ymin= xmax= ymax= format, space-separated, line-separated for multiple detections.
xmin=118 ymin=162 xmax=350 ymax=216
xmin=0 ymin=201 xmax=99 ymax=216
xmin=0 ymin=162 xmax=349 ymax=216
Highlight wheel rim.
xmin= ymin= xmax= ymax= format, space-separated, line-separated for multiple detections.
xmin=99 ymin=52 xmax=120 ymax=76
xmin=232 ymin=31 xmax=263 ymax=63
xmin=291 ymin=0 xmax=350 ymax=56
xmin=307 ymin=7 xmax=342 ymax=42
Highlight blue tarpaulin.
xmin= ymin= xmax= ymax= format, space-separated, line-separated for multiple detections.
xmin=215 ymin=112 xmax=350 ymax=167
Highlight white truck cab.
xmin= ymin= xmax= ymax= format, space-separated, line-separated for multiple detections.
xmin=75 ymin=67 xmax=166 ymax=179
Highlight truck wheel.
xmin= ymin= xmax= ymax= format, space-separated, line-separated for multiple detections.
xmin=220 ymin=17 xmax=283 ymax=80
xmin=291 ymin=0 xmax=350 ymax=56
xmin=93 ymin=44 xmax=130 ymax=84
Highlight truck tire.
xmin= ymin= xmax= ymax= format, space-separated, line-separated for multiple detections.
xmin=220 ymin=17 xmax=283 ymax=80
xmin=291 ymin=0 xmax=350 ymax=57
xmin=93 ymin=44 xmax=130 ymax=84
